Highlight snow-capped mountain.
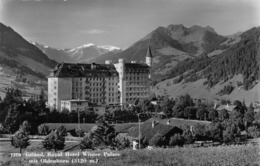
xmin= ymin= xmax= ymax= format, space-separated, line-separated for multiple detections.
xmin=31 ymin=42 xmax=122 ymax=63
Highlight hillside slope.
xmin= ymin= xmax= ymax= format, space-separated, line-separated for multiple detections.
xmin=0 ymin=22 xmax=57 ymax=97
xmin=153 ymin=27 xmax=260 ymax=104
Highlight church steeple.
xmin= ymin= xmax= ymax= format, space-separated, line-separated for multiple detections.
xmin=146 ymin=44 xmax=152 ymax=67
xmin=146 ymin=44 xmax=152 ymax=58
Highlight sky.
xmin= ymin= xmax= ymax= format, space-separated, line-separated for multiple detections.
xmin=0 ymin=0 xmax=259 ymax=49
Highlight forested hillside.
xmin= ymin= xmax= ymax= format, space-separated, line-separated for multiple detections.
xmin=162 ymin=27 xmax=260 ymax=90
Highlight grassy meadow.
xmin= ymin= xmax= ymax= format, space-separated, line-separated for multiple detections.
xmin=1 ymin=143 xmax=259 ymax=166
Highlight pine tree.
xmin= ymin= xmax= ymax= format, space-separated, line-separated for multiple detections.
xmin=4 ymin=88 xmax=14 ymax=104
xmin=4 ymin=105 xmax=20 ymax=134
xmin=208 ymin=109 xmax=218 ymax=122
xmin=89 ymin=119 xmax=116 ymax=148
xmin=244 ymin=110 xmax=255 ymax=127
xmin=39 ymin=89 xmax=45 ymax=101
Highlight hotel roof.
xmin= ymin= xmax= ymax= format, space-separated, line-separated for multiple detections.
xmin=49 ymin=62 xmax=150 ymax=77
xmin=49 ymin=63 xmax=118 ymax=77
xmin=124 ymin=63 xmax=150 ymax=73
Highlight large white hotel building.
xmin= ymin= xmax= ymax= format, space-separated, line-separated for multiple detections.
xmin=47 ymin=46 xmax=152 ymax=111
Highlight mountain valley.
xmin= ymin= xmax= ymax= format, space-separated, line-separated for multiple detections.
xmin=0 ymin=22 xmax=259 ymax=105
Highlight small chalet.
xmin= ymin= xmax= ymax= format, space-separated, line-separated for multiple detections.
xmin=127 ymin=121 xmax=183 ymax=142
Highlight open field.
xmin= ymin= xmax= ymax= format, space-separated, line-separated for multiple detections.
xmin=0 ymin=142 xmax=259 ymax=166
xmin=148 ymin=117 xmax=211 ymax=127
xmin=45 ymin=123 xmax=138 ymax=133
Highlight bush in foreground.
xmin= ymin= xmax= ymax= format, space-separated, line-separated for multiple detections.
xmin=42 ymin=126 xmax=67 ymax=151
xmin=80 ymin=136 xmax=94 ymax=150
xmin=110 ymin=136 xmax=131 ymax=150
xmin=11 ymin=123 xmax=30 ymax=153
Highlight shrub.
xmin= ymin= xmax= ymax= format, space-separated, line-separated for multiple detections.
xmin=75 ymin=127 xmax=85 ymax=137
xmin=11 ymin=127 xmax=30 ymax=153
xmin=110 ymin=135 xmax=131 ymax=150
xmin=169 ymin=133 xmax=185 ymax=147
xmin=38 ymin=124 xmax=49 ymax=135
xmin=149 ymin=133 xmax=164 ymax=147
xmin=56 ymin=125 xmax=67 ymax=137
xmin=182 ymin=129 xmax=195 ymax=144
xmin=42 ymin=130 xmax=65 ymax=151
xmin=247 ymin=126 xmax=260 ymax=138
xmin=0 ymin=123 xmax=6 ymax=134
xmin=80 ymin=136 xmax=94 ymax=151
xmin=223 ymin=124 xmax=240 ymax=144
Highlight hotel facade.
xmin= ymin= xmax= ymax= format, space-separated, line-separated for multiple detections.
xmin=47 ymin=46 xmax=152 ymax=111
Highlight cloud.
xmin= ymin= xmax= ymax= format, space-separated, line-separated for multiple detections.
xmin=81 ymin=29 xmax=108 ymax=34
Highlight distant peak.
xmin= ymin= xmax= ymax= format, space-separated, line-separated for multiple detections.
xmin=205 ymin=26 xmax=216 ymax=33
xmin=98 ymin=45 xmax=121 ymax=51
xmin=189 ymin=25 xmax=216 ymax=33
xmin=189 ymin=25 xmax=204 ymax=31
xmin=79 ymin=43 xmax=95 ymax=48
xmin=167 ymin=24 xmax=186 ymax=30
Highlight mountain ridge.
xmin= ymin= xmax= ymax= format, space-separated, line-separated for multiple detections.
xmin=32 ymin=42 xmax=122 ymax=63
xmin=92 ymin=24 xmax=225 ymax=77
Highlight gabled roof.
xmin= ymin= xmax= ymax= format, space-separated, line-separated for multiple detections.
xmin=127 ymin=122 xmax=182 ymax=140
xmin=216 ymin=104 xmax=237 ymax=112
